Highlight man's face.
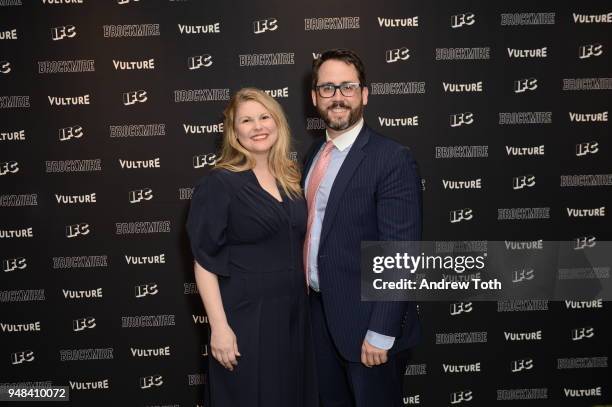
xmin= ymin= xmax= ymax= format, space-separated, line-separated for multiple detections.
xmin=311 ymin=59 xmax=368 ymax=133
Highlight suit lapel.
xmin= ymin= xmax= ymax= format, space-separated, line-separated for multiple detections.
xmin=319 ymin=125 xmax=370 ymax=247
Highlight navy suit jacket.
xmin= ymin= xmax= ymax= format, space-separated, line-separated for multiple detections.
xmin=302 ymin=124 xmax=422 ymax=362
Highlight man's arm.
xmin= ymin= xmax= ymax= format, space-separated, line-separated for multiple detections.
xmin=368 ymin=146 xmax=422 ymax=338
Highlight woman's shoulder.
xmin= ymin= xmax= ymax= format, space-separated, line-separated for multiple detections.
xmin=193 ymin=168 xmax=251 ymax=192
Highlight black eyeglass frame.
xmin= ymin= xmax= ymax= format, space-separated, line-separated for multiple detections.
xmin=313 ymin=82 xmax=364 ymax=98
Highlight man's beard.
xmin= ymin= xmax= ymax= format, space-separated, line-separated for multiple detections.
xmin=318 ymin=100 xmax=363 ymax=131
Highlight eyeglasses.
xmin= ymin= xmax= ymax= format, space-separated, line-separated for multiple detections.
xmin=314 ymin=82 xmax=363 ymax=98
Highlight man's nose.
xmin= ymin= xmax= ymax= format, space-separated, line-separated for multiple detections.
xmin=331 ymin=87 xmax=345 ymax=101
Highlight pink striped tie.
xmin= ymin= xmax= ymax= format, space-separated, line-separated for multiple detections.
xmin=304 ymin=140 xmax=335 ymax=288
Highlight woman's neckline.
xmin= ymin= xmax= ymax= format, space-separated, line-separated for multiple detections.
xmin=248 ymin=169 xmax=283 ymax=203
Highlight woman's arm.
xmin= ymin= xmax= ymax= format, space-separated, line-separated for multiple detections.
xmin=194 ymin=261 xmax=241 ymax=371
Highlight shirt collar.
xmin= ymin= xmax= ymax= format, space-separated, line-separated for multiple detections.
xmin=325 ymin=118 xmax=364 ymax=152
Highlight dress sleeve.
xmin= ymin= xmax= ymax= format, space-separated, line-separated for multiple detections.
xmin=185 ymin=173 xmax=231 ymax=277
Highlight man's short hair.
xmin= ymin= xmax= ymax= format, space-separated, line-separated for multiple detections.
xmin=311 ymin=48 xmax=366 ymax=90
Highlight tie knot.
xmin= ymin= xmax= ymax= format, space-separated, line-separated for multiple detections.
xmin=322 ymin=140 xmax=335 ymax=155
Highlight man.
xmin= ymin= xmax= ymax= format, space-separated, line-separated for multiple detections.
xmin=302 ymin=49 xmax=422 ymax=407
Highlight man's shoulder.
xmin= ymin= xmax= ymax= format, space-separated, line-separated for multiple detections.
xmin=363 ymin=125 xmax=410 ymax=155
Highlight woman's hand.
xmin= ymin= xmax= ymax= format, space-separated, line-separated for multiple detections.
xmin=210 ymin=324 xmax=241 ymax=371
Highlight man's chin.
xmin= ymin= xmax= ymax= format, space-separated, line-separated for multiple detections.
xmin=330 ymin=123 xmax=348 ymax=131
xmin=325 ymin=118 xmax=350 ymax=131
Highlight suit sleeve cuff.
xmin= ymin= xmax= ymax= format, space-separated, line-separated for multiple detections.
xmin=365 ymin=330 xmax=395 ymax=350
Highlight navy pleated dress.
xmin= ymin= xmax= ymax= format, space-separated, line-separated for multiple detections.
xmin=186 ymin=168 xmax=318 ymax=407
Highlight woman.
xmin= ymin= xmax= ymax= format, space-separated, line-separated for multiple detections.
xmin=186 ymin=88 xmax=317 ymax=406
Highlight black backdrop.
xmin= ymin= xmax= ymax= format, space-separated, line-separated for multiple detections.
xmin=1 ymin=0 xmax=611 ymax=406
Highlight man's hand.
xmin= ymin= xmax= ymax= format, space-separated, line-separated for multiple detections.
xmin=361 ymin=338 xmax=388 ymax=367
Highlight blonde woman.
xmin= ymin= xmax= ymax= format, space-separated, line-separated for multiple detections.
xmin=186 ymin=88 xmax=317 ymax=407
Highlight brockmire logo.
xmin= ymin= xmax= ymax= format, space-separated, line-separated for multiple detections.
xmin=45 ymin=158 xmax=102 ymax=172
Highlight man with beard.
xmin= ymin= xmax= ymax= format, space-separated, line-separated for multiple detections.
xmin=302 ymin=49 xmax=422 ymax=407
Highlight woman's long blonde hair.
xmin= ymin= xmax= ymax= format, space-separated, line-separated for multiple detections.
xmin=215 ymin=88 xmax=302 ymax=199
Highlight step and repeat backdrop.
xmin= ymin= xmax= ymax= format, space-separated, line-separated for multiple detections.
xmin=1 ymin=0 xmax=611 ymax=406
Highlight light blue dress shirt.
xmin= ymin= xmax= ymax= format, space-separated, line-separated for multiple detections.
xmin=305 ymin=118 xmax=395 ymax=350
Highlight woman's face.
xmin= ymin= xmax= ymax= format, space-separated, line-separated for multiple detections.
xmin=234 ymin=100 xmax=279 ymax=156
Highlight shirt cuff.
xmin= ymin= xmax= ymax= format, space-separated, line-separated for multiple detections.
xmin=365 ymin=330 xmax=395 ymax=350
